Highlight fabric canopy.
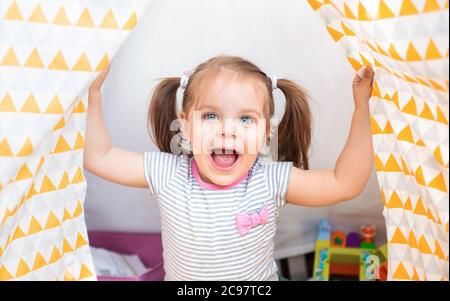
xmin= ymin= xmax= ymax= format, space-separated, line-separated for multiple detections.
xmin=1 ymin=0 xmax=448 ymax=281
xmin=0 ymin=0 xmax=149 ymax=280
xmin=308 ymin=0 xmax=448 ymax=280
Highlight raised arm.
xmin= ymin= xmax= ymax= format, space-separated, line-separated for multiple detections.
xmin=83 ymin=65 xmax=147 ymax=188
xmin=286 ymin=66 xmax=375 ymax=207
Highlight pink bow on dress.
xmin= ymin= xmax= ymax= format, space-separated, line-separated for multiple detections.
xmin=235 ymin=205 xmax=268 ymax=236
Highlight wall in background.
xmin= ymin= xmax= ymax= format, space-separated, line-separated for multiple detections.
xmin=84 ymin=0 xmax=385 ymax=258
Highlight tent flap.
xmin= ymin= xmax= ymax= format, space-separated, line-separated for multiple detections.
xmin=308 ymin=0 xmax=449 ymax=281
xmin=0 ymin=0 xmax=149 ymax=280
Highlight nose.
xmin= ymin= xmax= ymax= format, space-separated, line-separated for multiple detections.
xmin=220 ymin=118 xmax=236 ymax=137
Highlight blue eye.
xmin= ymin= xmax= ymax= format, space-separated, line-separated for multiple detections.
xmin=240 ymin=116 xmax=254 ymax=125
xmin=203 ymin=113 xmax=218 ymax=121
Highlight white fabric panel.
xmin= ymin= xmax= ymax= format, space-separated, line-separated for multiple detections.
xmin=84 ymin=0 xmax=385 ymax=258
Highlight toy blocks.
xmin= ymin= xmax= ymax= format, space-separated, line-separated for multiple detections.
xmin=312 ymin=220 xmax=387 ymax=281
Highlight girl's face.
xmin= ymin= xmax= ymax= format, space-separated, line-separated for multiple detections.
xmin=180 ymin=73 xmax=268 ymax=186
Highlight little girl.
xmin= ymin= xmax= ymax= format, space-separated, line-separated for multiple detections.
xmin=84 ymin=56 xmax=375 ymax=281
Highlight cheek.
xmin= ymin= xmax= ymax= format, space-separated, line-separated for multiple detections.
xmin=238 ymin=125 xmax=266 ymax=155
xmin=190 ymin=121 xmax=220 ymax=154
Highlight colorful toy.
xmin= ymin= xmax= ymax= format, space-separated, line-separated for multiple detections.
xmin=346 ymin=232 xmax=360 ymax=248
xmin=373 ymin=243 xmax=388 ymax=281
xmin=331 ymin=231 xmax=346 ymax=247
xmin=360 ymin=225 xmax=376 ymax=249
xmin=312 ymin=220 xmax=387 ymax=281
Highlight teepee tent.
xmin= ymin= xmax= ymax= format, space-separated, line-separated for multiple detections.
xmin=1 ymin=0 xmax=448 ymax=281
xmin=0 ymin=0 xmax=150 ymax=280
xmin=308 ymin=0 xmax=448 ymax=281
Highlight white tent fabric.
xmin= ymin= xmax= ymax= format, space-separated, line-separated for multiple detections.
xmin=2 ymin=0 xmax=446 ymax=281
xmin=0 ymin=0 xmax=149 ymax=280
xmin=84 ymin=0 xmax=386 ymax=260
xmin=309 ymin=0 xmax=448 ymax=281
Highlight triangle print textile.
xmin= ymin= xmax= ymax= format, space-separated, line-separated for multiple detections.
xmin=308 ymin=0 xmax=449 ymax=281
xmin=0 ymin=0 xmax=149 ymax=280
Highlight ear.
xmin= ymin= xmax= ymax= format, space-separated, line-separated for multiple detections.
xmin=267 ymin=118 xmax=278 ymax=144
xmin=178 ymin=111 xmax=190 ymax=141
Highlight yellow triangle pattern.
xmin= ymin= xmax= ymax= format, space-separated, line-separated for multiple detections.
xmin=310 ymin=0 xmax=450 ymax=281
xmin=393 ymin=262 xmax=410 ymax=280
xmin=63 ymin=238 xmax=74 ymax=254
xmin=48 ymin=51 xmax=69 ymax=70
xmin=73 ymin=133 xmax=84 ymax=150
xmin=53 ymin=135 xmax=72 ymax=153
xmin=1 ymin=47 xmax=20 ymax=66
xmin=71 ymin=167 xmax=85 ymax=184
xmin=4 ymin=1 xmax=23 ymax=21
xmin=0 ymin=93 xmax=17 ymax=112
xmin=59 ymin=172 xmax=70 ymax=189
xmin=0 ymin=265 xmax=13 ymax=280
xmin=44 ymin=96 xmax=64 ymax=114
xmin=15 ymin=163 xmax=33 ymax=181
xmin=100 ymin=9 xmax=119 ymax=29
xmin=40 ymin=175 xmax=56 ymax=193
xmin=73 ymin=53 xmax=93 ymax=72
xmin=17 ymin=138 xmax=33 ymax=157
xmin=1 ymin=137 xmax=17 ymax=156
xmin=32 ymin=252 xmax=47 ymax=271
xmin=76 ymin=233 xmax=87 ymax=249
xmin=45 ymin=211 xmax=61 ymax=230
xmin=25 ymin=49 xmax=44 ymax=68
xmin=20 ymin=94 xmax=41 ymax=113
xmin=15 ymin=259 xmax=31 ymax=278
xmin=123 ymin=12 xmax=138 ymax=30
xmin=73 ymin=100 xmax=87 ymax=113
xmin=53 ymin=117 xmax=65 ymax=131
xmin=28 ymin=4 xmax=48 ymax=23
xmin=388 ymin=191 xmax=403 ymax=208
xmin=27 ymin=216 xmax=43 ymax=235
xmin=79 ymin=264 xmax=93 ymax=279
xmin=73 ymin=201 xmax=83 ymax=218
xmin=76 ymin=8 xmax=95 ymax=27
xmin=63 ymin=208 xmax=72 ymax=222
xmin=95 ymin=54 xmax=110 ymax=71
xmin=333 ymin=0 xmax=446 ymax=20
xmin=52 ymin=6 xmax=71 ymax=26
xmin=48 ymin=246 xmax=61 ymax=264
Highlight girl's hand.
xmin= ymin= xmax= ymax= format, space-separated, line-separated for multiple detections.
xmin=352 ymin=65 xmax=375 ymax=111
xmin=89 ymin=63 xmax=111 ymax=92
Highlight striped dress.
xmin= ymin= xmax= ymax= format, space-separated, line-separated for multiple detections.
xmin=143 ymin=152 xmax=293 ymax=281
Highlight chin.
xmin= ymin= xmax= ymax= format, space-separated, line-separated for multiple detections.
xmin=208 ymin=174 xmax=242 ymax=186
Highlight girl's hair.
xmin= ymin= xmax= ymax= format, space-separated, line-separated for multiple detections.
xmin=148 ymin=56 xmax=312 ymax=169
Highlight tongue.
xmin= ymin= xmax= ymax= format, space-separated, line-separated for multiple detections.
xmin=212 ymin=154 xmax=237 ymax=168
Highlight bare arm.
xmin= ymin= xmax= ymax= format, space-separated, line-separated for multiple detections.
xmin=83 ymin=65 xmax=147 ymax=188
xmin=286 ymin=66 xmax=375 ymax=206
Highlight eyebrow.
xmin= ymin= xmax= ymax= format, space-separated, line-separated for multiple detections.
xmin=196 ymin=104 xmax=264 ymax=117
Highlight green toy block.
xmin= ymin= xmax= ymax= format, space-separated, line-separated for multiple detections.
xmin=360 ymin=242 xmax=375 ymax=249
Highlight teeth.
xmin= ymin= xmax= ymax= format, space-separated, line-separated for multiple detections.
xmin=211 ymin=148 xmax=238 ymax=155
xmin=224 ymin=148 xmax=234 ymax=155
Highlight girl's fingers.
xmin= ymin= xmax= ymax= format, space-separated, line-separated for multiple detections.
xmin=97 ymin=63 xmax=111 ymax=81
xmin=91 ymin=63 xmax=111 ymax=89
xmin=354 ymin=65 xmax=374 ymax=85
xmin=365 ymin=65 xmax=374 ymax=79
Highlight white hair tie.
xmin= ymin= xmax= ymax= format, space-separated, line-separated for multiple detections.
xmin=180 ymin=75 xmax=189 ymax=89
xmin=270 ymin=74 xmax=278 ymax=90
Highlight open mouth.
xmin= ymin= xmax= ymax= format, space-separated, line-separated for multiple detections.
xmin=209 ymin=148 xmax=240 ymax=171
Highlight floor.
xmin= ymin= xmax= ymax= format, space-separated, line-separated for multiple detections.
xmin=276 ymin=252 xmax=315 ymax=281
